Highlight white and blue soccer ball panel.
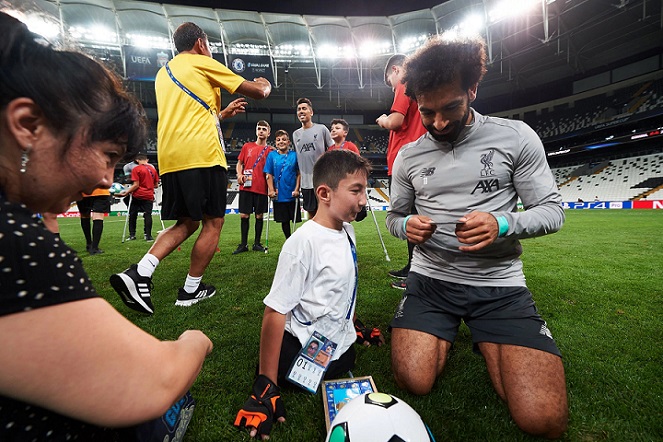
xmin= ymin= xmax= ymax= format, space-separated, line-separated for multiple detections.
xmin=325 ymin=392 xmax=435 ymax=442
xmin=109 ymin=182 xmax=126 ymax=194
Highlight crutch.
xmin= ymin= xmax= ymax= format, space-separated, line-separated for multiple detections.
xmin=292 ymin=194 xmax=300 ymax=233
xmin=366 ymin=189 xmax=390 ymax=262
xmin=155 ymin=185 xmax=165 ymax=233
xmin=121 ymin=194 xmax=133 ymax=243
xmin=264 ymin=197 xmax=272 ymax=254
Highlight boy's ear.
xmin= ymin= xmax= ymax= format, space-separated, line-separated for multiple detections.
xmin=316 ymin=184 xmax=331 ymax=203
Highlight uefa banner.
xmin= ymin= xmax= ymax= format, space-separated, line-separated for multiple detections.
xmin=213 ymin=54 xmax=274 ymax=85
xmin=124 ymin=46 xmax=172 ymax=81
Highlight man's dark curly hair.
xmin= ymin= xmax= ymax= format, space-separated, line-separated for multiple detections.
xmin=403 ymin=34 xmax=487 ymax=100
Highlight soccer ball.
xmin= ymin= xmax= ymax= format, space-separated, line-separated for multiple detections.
xmin=325 ymin=392 xmax=435 ymax=442
xmin=109 ymin=182 xmax=125 ymax=194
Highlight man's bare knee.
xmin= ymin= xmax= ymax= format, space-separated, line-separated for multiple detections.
xmin=513 ymin=407 xmax=568 ymax=439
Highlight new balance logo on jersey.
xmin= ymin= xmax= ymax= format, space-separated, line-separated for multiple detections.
xmin=420 ymin=167 xmax=436 ymax=177
xmin=471 ymin=179 xmax=500 ymax=194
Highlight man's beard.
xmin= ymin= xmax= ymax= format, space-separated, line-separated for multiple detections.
xmin=427 ymin=103 xmax=470 ymax=144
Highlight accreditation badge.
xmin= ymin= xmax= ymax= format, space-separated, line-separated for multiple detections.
xmin=286 ymin=331 xmax=337 ymax=393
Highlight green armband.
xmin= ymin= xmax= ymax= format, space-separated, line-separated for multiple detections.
xmin=496 ymin=216 xmax=509 ymax=237
xmin=402 ymin=215 xmax=412 ymax=234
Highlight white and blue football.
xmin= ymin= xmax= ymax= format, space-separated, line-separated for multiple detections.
xmin=326 ymin=392 xmax=435 ymax=442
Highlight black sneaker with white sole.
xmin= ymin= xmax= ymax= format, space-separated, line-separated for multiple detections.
xmin=388 ymin=266 xmax=409 ymax=279
xmin=109 ymin=264 xmax=154 ymax=314
xmin=175 ymin=282 xmax=216 ymax=307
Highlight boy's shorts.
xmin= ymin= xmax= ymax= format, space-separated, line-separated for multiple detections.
xmin=390 ymin=272 xmax=561 ymax=357
xmin=238 ymin=190 xmax=268 ymax=215
xmin=273 ymin=200 xmax=302 ymax=223
xmin=301 ymin=188 xmax=318 ymax=213
xmin=77 ymin=195 xmax=110 ymax=215
xmin=161 ymin=166 xmax=227 ymax=221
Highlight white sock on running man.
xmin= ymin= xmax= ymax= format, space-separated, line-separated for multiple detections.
xmin=183 ymin=274 xmax=202 ymax=293
xmin=137 ymin=254 xmax=159 ymax=278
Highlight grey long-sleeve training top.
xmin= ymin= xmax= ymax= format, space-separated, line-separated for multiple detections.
xmin=386 ymin=109 xmax=564 ymax=287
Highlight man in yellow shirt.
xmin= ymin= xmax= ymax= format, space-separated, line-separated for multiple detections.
xmin=111 ymin=22 xmax=271 ymax=314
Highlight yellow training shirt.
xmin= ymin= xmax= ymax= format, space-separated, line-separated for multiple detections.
xmin=155 ymin=53 xmax=245 ymax=174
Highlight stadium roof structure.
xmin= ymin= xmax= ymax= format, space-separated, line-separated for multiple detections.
xmin=4 ymin=0 xmax=662 ymax=114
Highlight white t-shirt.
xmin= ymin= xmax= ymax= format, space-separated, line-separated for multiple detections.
xmin=263 ymin=220 xmax=357 ymax=361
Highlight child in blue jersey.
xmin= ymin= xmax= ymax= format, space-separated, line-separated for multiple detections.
xmin=264 ymin=130 xmax=301 ymax=239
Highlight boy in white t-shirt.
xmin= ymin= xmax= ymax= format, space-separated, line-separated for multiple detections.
xmin=234 ymin=150 xmax=372 ymax=439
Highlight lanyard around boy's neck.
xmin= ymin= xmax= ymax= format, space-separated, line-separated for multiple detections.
xmin=250 ymin=145 xmax=270 ymax=169
xmin=292 ymin=227 xmax=357 ymax=326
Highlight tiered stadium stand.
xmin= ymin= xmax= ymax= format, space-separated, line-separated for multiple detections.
xmin=553 ymin=152 xmax=663 ymax=202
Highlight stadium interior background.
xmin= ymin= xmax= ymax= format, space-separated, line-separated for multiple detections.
xmin=5 ymin=0 xmax=663 ymax=204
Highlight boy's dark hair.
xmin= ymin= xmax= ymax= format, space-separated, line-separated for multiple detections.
xmin=135 ymin=154 xmax=148 ymax=161
xmin=330 ymin=118 xmax=349 ymax=133
xmin=274 ymin=129 xmax=289 ymax=139
xmin=257 ymin=120 xmax=270 ymax=129
xmin=313 ymin=150 xmax=371 ymax=190
xmin=383 ymin=53 xmax=406 ymax=86
xmin=296 ymin=97 xmax=313 ymax=111
xmin=173 ymin=22 xmax=207 ymax=53
xmin=403 ymin=34 xmax=487 ymax=100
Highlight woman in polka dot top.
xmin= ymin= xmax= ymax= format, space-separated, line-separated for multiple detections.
xmin=0 ymin=12 xmax=213 ymax=441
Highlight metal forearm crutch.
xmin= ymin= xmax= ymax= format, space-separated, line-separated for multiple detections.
xmin=366 ymin=189 xmax=390 ymax=262
xmin=264 ymin=197 xmax=272 ymax=254
xmin=155 ymin=185 xmax=165 ymax=233
xmin=292 ymin=194 xmax=300 ymax=232
xmin=121 ymin=194 xmax=133 ymax=243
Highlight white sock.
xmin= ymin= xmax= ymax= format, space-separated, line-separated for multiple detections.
xmin=184 ymin=274 xmax=202 ymax=293
xmin=137 ymin=254 xmax=159 ymax=278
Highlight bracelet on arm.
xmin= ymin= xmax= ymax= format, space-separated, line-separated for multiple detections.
xmin=402 ymin=215 xmax=412 ymax=235
xmin=496 ymin=215 xmax=509 ymax=237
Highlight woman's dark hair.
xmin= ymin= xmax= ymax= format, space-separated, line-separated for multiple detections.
xmin=403 ymin=34 xmax=487 ymax=100
xmin=0 ymin=12 xmax=147 ymax=157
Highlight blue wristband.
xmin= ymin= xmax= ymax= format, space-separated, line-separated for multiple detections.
xmin=402 ymin=215 xmax=412 ymax=234
xmin=496 ymin=216 xmax=509 ymax=237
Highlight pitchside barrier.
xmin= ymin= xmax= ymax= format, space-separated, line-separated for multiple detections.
xmin=54 ymin=194 xmax=663 ymax=218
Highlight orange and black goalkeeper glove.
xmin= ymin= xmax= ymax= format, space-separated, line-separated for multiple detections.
xmin=354 ymin=317 xmax=384 ymax=346
xmin=234 ymin=375 xmax=285 ymax=438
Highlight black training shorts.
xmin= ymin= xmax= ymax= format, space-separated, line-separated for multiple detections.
xmin=161 ymin=166 xmax=227 ymax=221
xmin=301 ymin=188 xmax=318 ymax=213
xmin=391 ymin=272 xmax=561 ymax=357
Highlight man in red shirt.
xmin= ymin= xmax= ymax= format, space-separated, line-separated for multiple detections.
xmin=119 ymin=154 xmax=160 ymax=241
xmin=233 ymin=120 xmax=274 ymax=254
xmin=376 ymin=54 xmax=427 ymax=286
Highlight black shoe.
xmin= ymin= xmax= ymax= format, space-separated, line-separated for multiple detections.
xmin=175 ymin=282 xmax=216 ymax=307
xmin=89 ymin=248 xmax=104 ymax=255
xmin=109 ymin=264 xmax=154 ymax=314
xmin=232 ymin=244 xmax=249 ymax=255
xmin=388 ymin=266 xmax=409 ymax=279
xmin=85 ymin=244 xmax=92 ymax=253
xmin=127 ymin=236 xmax=137 ymax=241
xmin=144 ymin=235 xmax=154 ymax=242
xmin=252 ymin=243 xmax=266 ymax=252
xmin=390 ymin=280 xmax=407 ymax=290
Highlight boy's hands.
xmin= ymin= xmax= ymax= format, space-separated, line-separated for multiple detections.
xmin=234 ymin=375 xmax=286 ymax=439
xmin=354 ymin=318 xmax=385 ymax=347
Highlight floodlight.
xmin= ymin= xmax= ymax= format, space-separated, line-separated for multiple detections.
xmin=489 ymin=0 xmax=539 ymax=23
